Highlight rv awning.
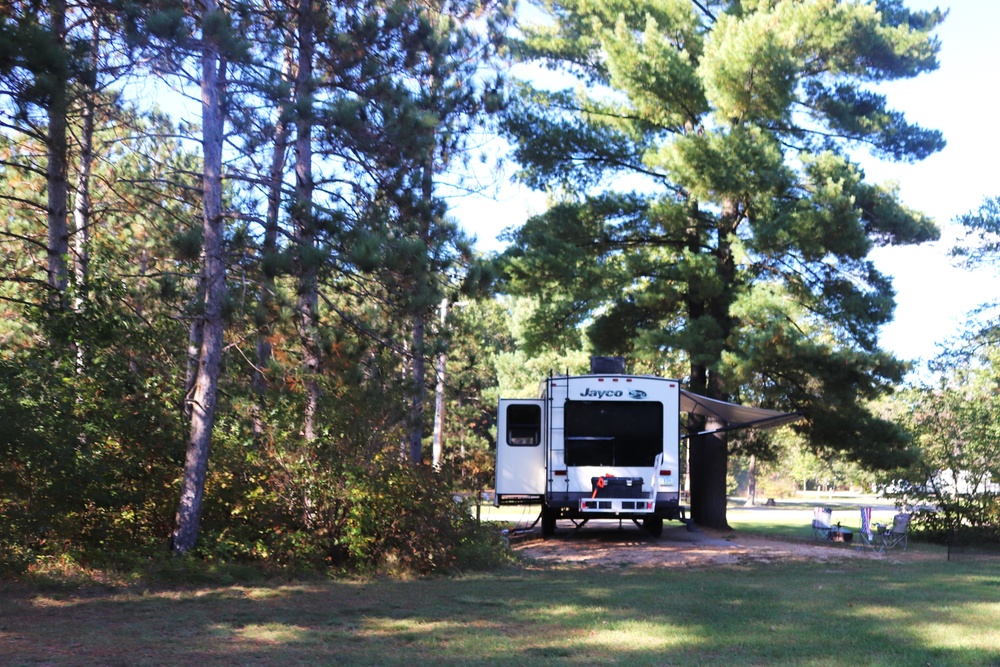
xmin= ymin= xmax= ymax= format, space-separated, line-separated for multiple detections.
xmin=679 ymin=389 xmax=802 ymax=437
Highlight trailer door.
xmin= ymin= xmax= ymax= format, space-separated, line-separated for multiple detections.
xmin=496 ymin=399 xmax=546 ymax=497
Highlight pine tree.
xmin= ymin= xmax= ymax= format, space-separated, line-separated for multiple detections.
xmin=169 ymin=0 xmax=251 ymax=555
xmin=501 ymin=0 xmax=944 ymax=528
xmin=0 ymin=1 xmax=94 ymax=308
xmin=314 ymin=0 xmax=511 ymax=464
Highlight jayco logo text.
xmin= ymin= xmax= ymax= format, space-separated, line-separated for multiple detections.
xmin=580 ymin=388 xmax=622 ymax=398
xmin=580 ymin=388 xmax=647 ymax=399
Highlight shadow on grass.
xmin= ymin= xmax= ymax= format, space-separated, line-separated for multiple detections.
xmin=2 ymin=558 xmax=998 ymax=666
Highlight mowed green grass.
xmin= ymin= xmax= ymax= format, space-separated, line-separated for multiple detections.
xmin=2 ymin=502 xmax=998 ymax=667
xmin=725 ymin=498 xmax=899 ymax=541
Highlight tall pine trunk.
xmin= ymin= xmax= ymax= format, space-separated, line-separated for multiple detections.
xmin=431 ymin=297 xmax=448 ymax=468
xmin=687 ymin=364 xmax=730 ymax=529
xmin=70 ymin=26 xmax=97 ymax=408
xmin=253 ymin=41 xmax=295 ymax=439
xmin=173 ymin=4 xmax=228 ymax=554
xmin=686 ymin=200 xmax=738 ymax=530
xmin=294 ymin=0 xmax=320 ymax=443
xmin=71 ymin=52 xmax=95 ymax=307
xmin=406 ymin=156 xmax=436 ymax=466
xmin=46 ymin=0 xmax=70 ymax=309
xmin=745 ymin=454 xmax=758 ymax=507
xmin=408 ymin=312 xmax=426 ymax=464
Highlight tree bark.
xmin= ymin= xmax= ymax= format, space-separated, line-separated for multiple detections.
xmin=71 ymin=22 xmax=98 ymax=386
xmin=253 ymin=37 xmax=295 ymax=440
xmin=689 ymin=418 xmax=730 ymax=526
xmin=745 ymin=454 xmax=757 ymax=507
xmin=687 ymin=362 xmax=732 ymax=529
xmin=407 ymin=150 xmax=437 ymax=466
xmin=431 ymin=298 xmax=448 ymax=468
xmin=686 ymin=199 xmax=739 ymax=530
xmin=408 ymin=312 xmax=426 ymax=465
xmin=72 ymin=54 xmax=95 ymax=306
xmin=46 ymin=0 xmax=70 ymax=309
xmin=173 ymin=3 xmax=227 ymax=555
xmin=185 ymin=299 xmax=204 ymax=408
xmin=294 ymin=0 xmax=320 ymax=443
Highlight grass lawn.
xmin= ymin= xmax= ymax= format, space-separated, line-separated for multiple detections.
xmin=2 ymin=499 xmax=998 ymax=666
xmin=725 ymin=495 xmax=903 ymax=541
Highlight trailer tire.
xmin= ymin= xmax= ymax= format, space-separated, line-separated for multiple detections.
xmin=642 ymin=516 xmax=664 ymax=538
xmin=541 ymin=506 xmax=557 ymax=537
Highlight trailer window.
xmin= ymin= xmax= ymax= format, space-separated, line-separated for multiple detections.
xmin=506 ymin=404 xmax=541 ymax=446
xmin=564 ymin=401 xmax=663 ymax=466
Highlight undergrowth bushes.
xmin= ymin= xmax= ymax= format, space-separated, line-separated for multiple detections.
xmin=341 ymin=455 xmax=501 ymax=574
xmin=191 ymin=450 xmax=514 ymax=576
xmin=0 ymin=339 xmax=512 ymax=580
xmin=1 ymin=445 xmax=513 ymax=579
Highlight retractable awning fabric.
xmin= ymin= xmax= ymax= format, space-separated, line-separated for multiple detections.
xmin=679 ymin=389 xmax=802 ymax=437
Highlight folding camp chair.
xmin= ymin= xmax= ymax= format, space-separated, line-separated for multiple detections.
xmin=812 ymin=507 xmax=833 ymax=540
xmin=855 ymin=507 xmax=884 ymax=555
xmin=881 ymin=513 xmax=910 ymax=552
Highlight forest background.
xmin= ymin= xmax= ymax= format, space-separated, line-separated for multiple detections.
xmin=2 ymin=0 xmax=999 ymax=576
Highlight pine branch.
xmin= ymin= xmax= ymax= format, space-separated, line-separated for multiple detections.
xmin=0 ymin=193 xmax=47 ymax=213
xmin=691 ymin=1 xmax=716 ymax=22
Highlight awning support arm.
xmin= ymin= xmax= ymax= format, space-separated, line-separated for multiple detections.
xmin=680 ymin=412 xmax=803 ymax=440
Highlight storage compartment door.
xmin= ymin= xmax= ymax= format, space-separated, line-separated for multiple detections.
xmin=496 ymin=399 xmax=546 ymax=496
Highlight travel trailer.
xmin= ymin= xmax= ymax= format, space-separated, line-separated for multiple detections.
xmin=494 ymin=358 xmax=798 ymax=536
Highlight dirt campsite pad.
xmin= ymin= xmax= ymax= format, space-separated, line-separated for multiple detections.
xmin=509 ymin=520 xmax=912 ymax=568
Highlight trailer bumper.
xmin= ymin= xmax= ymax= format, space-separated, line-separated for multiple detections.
xmin=578 ymin=498 xmax=656 ymax=514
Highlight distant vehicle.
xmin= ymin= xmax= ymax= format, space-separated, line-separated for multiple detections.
xmin=494 ymin=357 xmax=799 ymax=537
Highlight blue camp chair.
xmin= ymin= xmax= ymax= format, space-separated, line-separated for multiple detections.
xmin=812 ymin=507 xmax=833 ymax=540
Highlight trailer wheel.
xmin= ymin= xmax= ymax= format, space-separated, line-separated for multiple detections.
xmin=642 ymin=516 xmax=664 ymax=538
xmin=541 ymin=506 xmax=557 ymax=537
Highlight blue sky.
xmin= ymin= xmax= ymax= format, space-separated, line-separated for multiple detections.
xmin=863 ymin=0 xmax=1000 ymax=369
xmin=453 ymin=0 xmax=1000 ymax=375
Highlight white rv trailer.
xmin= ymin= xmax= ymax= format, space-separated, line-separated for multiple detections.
xmin=495 ymin=359 xmax=799 ymax=537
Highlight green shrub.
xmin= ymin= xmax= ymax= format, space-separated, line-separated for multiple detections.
xmin=182 ymin=444 xmax=512 ymax=576
xmin=452 ymin=521 xmax=518 ymax=571
xmin=341 ymin=455 xmax=502 ymax=574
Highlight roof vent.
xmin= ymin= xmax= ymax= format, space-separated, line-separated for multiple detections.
xmin=590 ymin=356 xmax=626 ymax=374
